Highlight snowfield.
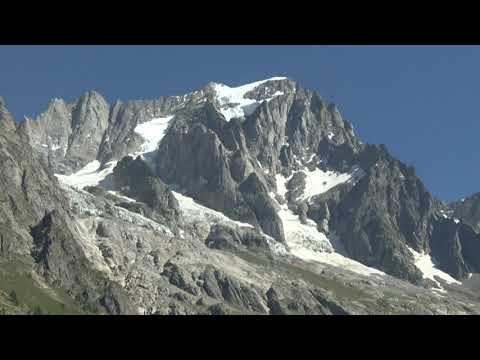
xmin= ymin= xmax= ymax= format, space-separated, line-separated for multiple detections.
xmin=292 ymin=247 xmax=385 ymax=276
xmin=301 ymin=167 xmax=363 ymax=201
xmin=275 ymin=166 xmax=364 ymax=203
xmin=407 ymin=246 xmax=461 ymax=285
xmin=55 ymin=160 xmax=117 ymax=189
xmin=107 ymin=191 xmax=136 ymax=203
xmin=272 ymin=170 xmax=385 ymax=277
xmin=55 ymin=115 xmax=176 ymax=190
xmin=133 ymin=115 xmax=175 ymax=155
xmin=276 ymin=198 xmax=334 ymax=253
xmin=172 ymin=190 xmax=289 ymax=256
xmin=172 ymin=191 xmax=254 ymax=229
xmin=212 ymin=77 xmax=287 ymax=121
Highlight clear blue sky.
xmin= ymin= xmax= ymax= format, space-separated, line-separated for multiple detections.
xmin=1 ymin=45 xmax=479 ymax=202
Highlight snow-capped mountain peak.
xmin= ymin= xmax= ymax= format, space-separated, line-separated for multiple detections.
xmin=210 ymin=76 xmax=290 ymax=121
xmin=5 ymin=75 xmax=480 ymax=315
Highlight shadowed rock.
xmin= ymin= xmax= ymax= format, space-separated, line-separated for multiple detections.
xmin=112 ymin=156 xmax=182 ymax=230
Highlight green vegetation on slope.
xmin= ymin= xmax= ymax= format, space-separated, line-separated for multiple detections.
xmin=0 ymin=261 xmax=85 ymax=315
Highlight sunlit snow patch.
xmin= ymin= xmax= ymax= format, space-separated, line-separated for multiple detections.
xmin=172 ymin=191 xmax=254 ymax=229
xmin=276 ymin=166 xmax=364 ymax=203
xmin=301 ymin=167 xmax=363 ymax=202
xmin=213 ymin=77 xmax=286 ymax=121
xmin=55 ymin=160 xmax=117 ymax=190
xmin=172 ymin=191 xmax=288 ymax=256
xmin=276 ymin=203 xmax=334 ymax=253
xmin=292 ymin=247 xmax=385 ymax=276
xmin=107 ymin=191 xmax=136 ymax=203
xmin=272 ymin=172 xmax=384 ymax=277
xmin=133 ymin=115 xmax=175 ymax=155
xmin=55 ymin=114 xmax=175 ymax=191
xmin=439 ymin=209 xmax=449 ymax=219
xmin=407 ymin=246 xmax=460 ymax=286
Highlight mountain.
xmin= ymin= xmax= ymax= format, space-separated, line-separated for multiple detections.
xmin=1 ymin=77 xmax=480 ymax=315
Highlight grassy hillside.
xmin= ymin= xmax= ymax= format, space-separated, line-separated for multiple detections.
xmin=0 ymin=261 xmax=86 ymax=315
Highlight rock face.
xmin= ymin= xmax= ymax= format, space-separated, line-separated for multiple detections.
xmin=430 ymin=218 xmax=480 ymax=279
xmin=152 ymin=79 xmax=362 ymax=247
xmin=0 ymin=100 xmax=134 ymax=314
xmin=243 ymin=84 xmax=360 ymax=175
xmin=29 ymin=210 xmax=136 ymax=315
xmin=450 ymin=194 xmax=480 ymax=233
xmin=111 ymin=156 xmax=182 ymax=231
xmin=1 ymin=100 xmax=67 ymax=258
xmin=266 ymin=282 xmax=350 ymax=315
xmin=205 ymin=224 xmax=271 ymax=251
xmin=199 ymin=266 xmax=266 ymax=313
xmin=3 ymin=77 xmax=480 ymax=315
xmin=0 ymin=97 xmax=17 ymax=132
xmin=18 ymin=91 xmax=110 ymax=174
xmin=306 ymin=145 xmax=438 ymax=282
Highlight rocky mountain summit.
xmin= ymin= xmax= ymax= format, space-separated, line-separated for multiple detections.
xmin=1 ymin=77 xmax=480 ymax=315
